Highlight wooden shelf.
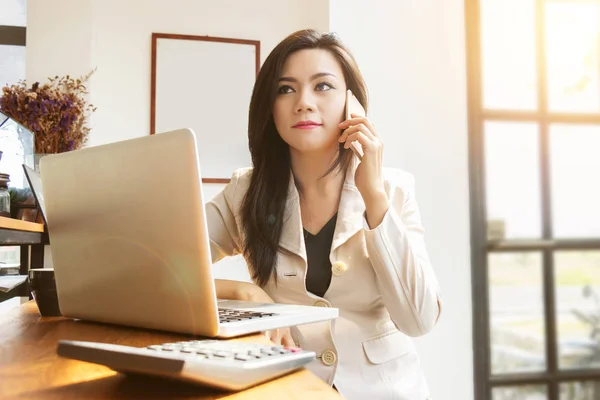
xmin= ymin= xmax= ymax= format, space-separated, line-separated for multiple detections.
xmin=0 ymin=216 xmax=44 ymax=233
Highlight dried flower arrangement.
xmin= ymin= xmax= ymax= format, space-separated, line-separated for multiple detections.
xmin=0 ymin=69 xmax=97 ymax=154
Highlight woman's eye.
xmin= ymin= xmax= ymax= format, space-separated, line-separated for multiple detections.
xmin=277 ymin=85 xmax=294 ymax=94
xmin=316 ymin=82 xmax=334 ymax=91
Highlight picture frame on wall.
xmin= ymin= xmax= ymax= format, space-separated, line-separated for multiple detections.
xmin=150 ymin=33 xmax=260 ymax=183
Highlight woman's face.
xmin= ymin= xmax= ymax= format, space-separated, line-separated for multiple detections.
xmin=273 ymin=49 xmax=347 ymax=155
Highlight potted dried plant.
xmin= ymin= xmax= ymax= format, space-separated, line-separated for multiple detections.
xmin=0 ymin=70 xmax=97 ymax=165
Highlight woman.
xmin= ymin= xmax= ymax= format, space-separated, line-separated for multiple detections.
xmin=206 ymin=29 xmax=441 ymax=400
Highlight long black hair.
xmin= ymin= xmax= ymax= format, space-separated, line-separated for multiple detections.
xmin=241 ymin=29 xmax=368 ymax=287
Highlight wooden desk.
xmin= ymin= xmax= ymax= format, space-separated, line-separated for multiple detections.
xmin=0 ymin=302 xmax=341 ymax=400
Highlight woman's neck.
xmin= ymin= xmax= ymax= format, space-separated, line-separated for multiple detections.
xmin=290 ymin=148 xmax=344 ymax=196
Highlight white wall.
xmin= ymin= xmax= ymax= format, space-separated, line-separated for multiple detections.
xmin=330 ymin=1 xmax=473 ymax=399
xmin=26 ymin=0 xmax=329 ymax=281
xmin=26 ymin=0 xmax=93 ymax=84
xmin=27 ymin=1 xmax=473 ymax=398
xmin=28 ymin=0 xmax=329 ymax=147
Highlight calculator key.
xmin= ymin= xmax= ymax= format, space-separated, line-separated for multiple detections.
xmin=214 ymin=351 xmax=233 ymax=358
xmin=181 ymin=348 xmax=194 ymax=353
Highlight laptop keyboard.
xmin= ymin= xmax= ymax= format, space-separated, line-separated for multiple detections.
xmin=218 ymin=308 xmax=278 ymax=324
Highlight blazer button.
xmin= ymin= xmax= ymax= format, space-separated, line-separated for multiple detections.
xmin=331 ymin=261 xmax=348 ymax=276
xmin=321 ymin=349 xmax=337 ymax=366
xmin=314 ymin=300 xmax=330 ymax=307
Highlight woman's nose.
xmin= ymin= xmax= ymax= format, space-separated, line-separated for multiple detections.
xmin=295 ymin=90 xmax=315 ymax=113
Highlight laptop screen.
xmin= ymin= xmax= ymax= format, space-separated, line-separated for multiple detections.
xmin=22 ymin=164 xmax=47 ymax=225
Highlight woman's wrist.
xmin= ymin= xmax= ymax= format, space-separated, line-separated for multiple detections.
xmin=238 ymin=282 xmax=274 ymax=303
xmin=363 ymin=189 xmax=389 ymax=229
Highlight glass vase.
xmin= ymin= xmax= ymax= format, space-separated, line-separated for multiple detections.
xmin=0 ymin=112 xmax=34 ymax=188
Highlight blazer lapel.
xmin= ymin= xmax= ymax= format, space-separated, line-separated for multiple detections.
xmin=330 ymin=156 xmax=365 ymax=254
xmin=278 ymin=156 xmax=366 ymax=260
xmin=279 ymin=172 xmax=307 ymax=261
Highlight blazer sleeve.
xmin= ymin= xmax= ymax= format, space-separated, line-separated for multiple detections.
xmin=364 ymin=171 xmax=442 ymax=337
xmin=205 ymin=169 xmax=243 ymax=263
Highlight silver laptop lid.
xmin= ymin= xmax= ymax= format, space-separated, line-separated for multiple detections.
xmin=39 ymin=129 xmax=220 ymax=336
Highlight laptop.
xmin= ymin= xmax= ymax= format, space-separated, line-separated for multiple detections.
xmin=37 ymin=128 xmax=338 ymax=338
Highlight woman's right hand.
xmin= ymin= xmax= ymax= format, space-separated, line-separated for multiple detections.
xmin=214 ymin=279 xmax=297 ymax=347
xmin=240 ymin=284 xmax=297 ymax=347
xmin=264 ymin=327 xmax=296 ymax=347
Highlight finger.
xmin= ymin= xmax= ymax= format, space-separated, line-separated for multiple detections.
xmin=343 ymin=131 xmax=365 ymax=149
xmin=270 ymin=329 xmax=283 ymax=345
xmin=264 ymin=329 xmax=275 ymax=342
xmin=339 ymin=123 xmax=375 ymax=143
xmin=339 ymin=117 xmax=376 ymax=136
xmin=351 ymin=115 xmax=377 ymax=137
xmin=338 ymin=116 xmax=365 ymax=128
xmin=281 ymin=332 xmax=296 ymax=348
xmin=342 ymin=118 xmax=376 ymax=139
xmin=344 ymin=132 xmax=375 ymax=152
xmin=343 ymin=129 xmax=375 ymax=149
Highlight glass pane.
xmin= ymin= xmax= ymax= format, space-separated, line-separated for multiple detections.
xmin=561 ymin=381 xmax=600 ymax=400
xmin=485 ymin=122 xmax=542 ymax=239
xmin=555 ymin=251 xmax=600 ymax=370
xmin=0 ymin=45 xmax=26 ymax=88
xmin=545 ymin=1 xmax=600 ymax=113
xmin=0 ymin=112 xmax=35 ymax=188
xmin=481 ymin=0 xmax=537 ymax=110
xmin=489 ymin=253 xmax=546 ymax=374
xmin=0 ymin=0 xmax=27 ymax=26
xmin=492 ymin=385 xmax=547 ymax=400
xmin=550 ymin=124 xmax=600 ymax=238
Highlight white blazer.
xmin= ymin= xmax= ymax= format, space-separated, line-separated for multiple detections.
xmin=206 ymin=157 xmax=442 ymax=400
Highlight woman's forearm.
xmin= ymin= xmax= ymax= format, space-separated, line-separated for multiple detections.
xmin=214 ymin=279 xmax=274 ymax=303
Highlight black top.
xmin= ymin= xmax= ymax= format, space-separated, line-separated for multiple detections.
xmin=304 ymin=213 xmax=337 ymax=298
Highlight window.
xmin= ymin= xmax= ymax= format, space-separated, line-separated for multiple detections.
xmin=467 ymin=0 xmax=600 ymax=399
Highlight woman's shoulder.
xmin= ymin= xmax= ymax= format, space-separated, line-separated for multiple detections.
xmin=219 ymin=167 xmax=254 ymax=208
xmin=229 ymin=167 xmax=254 ymax=189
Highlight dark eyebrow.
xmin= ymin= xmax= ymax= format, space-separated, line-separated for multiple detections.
xmin=277 ymin=72 xmax=336 ymax=83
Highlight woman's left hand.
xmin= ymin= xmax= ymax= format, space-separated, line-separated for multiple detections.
xmin=338 ymin=114 xmax=390 ymax=228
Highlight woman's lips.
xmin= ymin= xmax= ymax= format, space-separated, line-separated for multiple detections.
xmin=292 ymin=121 xmax=323 ymax=129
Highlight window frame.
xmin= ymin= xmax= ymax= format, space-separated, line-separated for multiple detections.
xmin=466 ymin=0 xmax=600 ymax=399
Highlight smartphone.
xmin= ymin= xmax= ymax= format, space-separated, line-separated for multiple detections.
xmin=344 ymin=89 xmax=366 ymax=160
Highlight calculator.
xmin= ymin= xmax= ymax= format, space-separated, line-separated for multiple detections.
xmin=57 ymin=339 xmax=315 ymax=391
